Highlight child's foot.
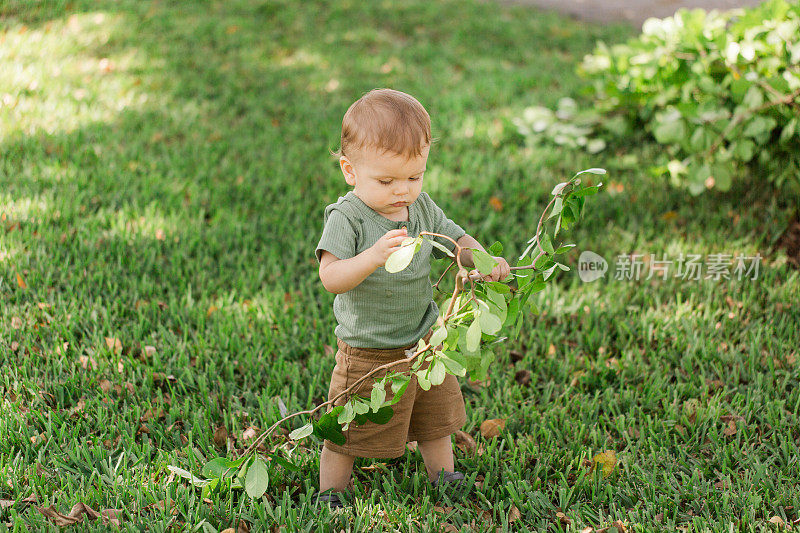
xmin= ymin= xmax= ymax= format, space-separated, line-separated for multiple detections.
xmin=313 ymin=489 xmax=347 ymax=509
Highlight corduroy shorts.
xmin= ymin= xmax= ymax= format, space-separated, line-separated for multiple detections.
xmin=322 ymin=328 xmax=468 ymax=459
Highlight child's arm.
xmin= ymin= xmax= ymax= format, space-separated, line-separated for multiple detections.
xmin=455 ymin=234 xmax=511 ymax=282
xmin=319 ymin=228 xmax=408 ymax=294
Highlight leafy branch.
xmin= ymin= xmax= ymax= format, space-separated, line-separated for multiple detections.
xmin=168 ymin=168 xmax=605 ymax=501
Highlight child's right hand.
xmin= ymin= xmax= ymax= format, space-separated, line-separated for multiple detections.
xmin=369 ymin=227 xmax=409 ymax=267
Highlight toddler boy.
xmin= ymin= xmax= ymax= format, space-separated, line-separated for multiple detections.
xmin=314 ymin=88 xmax=510 ymax=508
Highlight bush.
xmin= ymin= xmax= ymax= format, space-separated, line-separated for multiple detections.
xmin=579 ymin=0 xmax=800 ymax=198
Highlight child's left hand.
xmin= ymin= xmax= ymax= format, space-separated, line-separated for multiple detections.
xmin=470 ymin=256 xmax=511 ymax=283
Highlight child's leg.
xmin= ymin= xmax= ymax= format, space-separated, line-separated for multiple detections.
xmin=319 ymin=446 xmax=356 ymax=493
xmin=416 ymin=435 xmax=455 ymax=482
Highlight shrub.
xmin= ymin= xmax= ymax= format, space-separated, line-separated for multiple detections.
xmin=579 ymin=0 xmax=800 ymax=197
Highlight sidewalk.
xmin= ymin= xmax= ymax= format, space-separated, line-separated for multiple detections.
xmin=493 ymin=0 xmax=764 ymax=27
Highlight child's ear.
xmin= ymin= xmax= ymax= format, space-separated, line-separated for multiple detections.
xmin=340 ymin=156 xmax=356 ymax=186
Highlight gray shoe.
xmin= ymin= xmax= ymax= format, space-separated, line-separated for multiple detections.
xmin=433 ymin=470 xmax=467 ymax=489
xmin=313 ymin=490 xmax=346 ymax=509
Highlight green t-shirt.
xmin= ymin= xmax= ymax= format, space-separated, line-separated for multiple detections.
xmin=315 ymin=191 xmax=466 ymax=349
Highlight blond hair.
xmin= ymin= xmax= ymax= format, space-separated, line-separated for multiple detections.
xmin=333 ymin=88 xmax=433 ymax=162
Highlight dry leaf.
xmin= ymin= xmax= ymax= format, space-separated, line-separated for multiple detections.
xmin=99 ymin=379 xmax=112 ymax=393
xmin=323 ymin=344 xmax=335 ymax=356
xmin=207 ymin=305 xmax=218 ymax=317
xmin=489 ymin=196 xmax=503 ymax=211
xmin=0 ymin=500 xmax=14 ymax=509
xmin=242 ymin=426 xmax=259 ymax=442
xmin=406 ymin=441 xmax=418 ymax=452
xmin=723 ymin=420 xmax=737 ymax=436
xmin=581 ymin=528 xmax=594 ymax=533
xmin=155 ymin=229 xmax=165 ymax=241
xmin=440 ymin=523 xmax=458 ymax=533
xmin=16 ymin=272 xmax=27 ymax=289
xmin=143 ymin=345 xmax=157 ymax=357
xmin=105 ymin=337 xmax=122 ymax=355
xmin=213 ymin=426 xmax=229 ymax=448
xmin=592 ymin=450 xmax=617 ymax=477
xmin=548 ymin=344 xmax=556 ymax=356
xmin=11 ymin=316 xmax=23 ymax=329
xmin=556 ymin=512 xmax=573 ymax=525
xmin=37 ymin=502 xmax=117 ymax=526
xmin=508 ymin=505 xmax=521 ymax=523
xmin=514 ymin=369 xmax=531 ymax=386
xmin=480 ymin=419 xmax=506 ymax=439
xmin=453 ymin=430 xmax=476 ymax=454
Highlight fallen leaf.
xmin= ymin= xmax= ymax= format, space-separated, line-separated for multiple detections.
xmin=143 ymin=345 xmax=157 ymax=357
xmin=105 ymin=337 xmax=122 ymax=355
xmin=480 ymin=418 xmax=506 ymax=439
xmin=207 ymin=305 xmax=218 ymax=317
xmin=489 ymin=196 xmax=503 ymax=211
xmin=16 ymin=272 xmax=27 ymax=289
xmin=0 ymin=500 xmax=13 ymax=509
xmin=723 ymin=420 xmax=737 ymax=436
xmin=155 ymin=229 xmax=165 ymax=240
xmin=548 ymin=344 xmax=556 ymax=356
xmin=37 ymin=502 xmax=118 ymax=527
xmin=556 ymin=511 xmax=572 ymax=526
xmin=581 ymin=528 xmax=594 ymax=533
xmin=514 ymin=369 xmax=531 ymax=386
xmin=11 ymin=316 xmax=23 ymax=329
xmin=508 ymin=505 xmax=521 ymax=523
xmin=213 ymin=426 xmax=229 ymax=449
xmin=592 ymin=450 xmax=617 ymax=477
xmin=661 ymin=211 xmax=678 ymax=221
xmin=453 ymin=430 xmax=476 ymax=454
xmin=406 ymin=441 xmax=418 ymax=452
xmin=99 ymin=379 xmax=112 ymax=393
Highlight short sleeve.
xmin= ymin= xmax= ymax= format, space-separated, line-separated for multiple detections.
xmin=315 ymin=209 xmax=358 ymax=263
xmin=426 ymin=194 xmax=466 ymax=260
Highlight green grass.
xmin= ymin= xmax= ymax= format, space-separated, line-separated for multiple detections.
xmin=1 ymin=0 xmax=798 ymax=531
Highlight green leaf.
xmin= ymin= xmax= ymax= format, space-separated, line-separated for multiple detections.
xmin=202 ymin=458 xmax=239 ymax=480
xmin=388 ymin=375 xmax=411 ymax=406
xmin=167 ymin=466 xmax=210 ymax=487
xmin=572 ymin=184 xmax=602 ymax=197
xmin=416 ymin=370 xmax=431 ymax=391
xmin=548 ymin=197 xmax=563 ymax=220
xmin=488 ymin=241 xmax=503 ymax=255
xmin=289 ymin=423 xmax=314 ymax=440
xmin=478 ymin=308 xmax=502 ymax=335
xmin=337 ymin=401 xmax=356 ymax=425
xmin=551 ymin=182 xmax=569 ymax=196
xmin=555 ymin=262 xmax=570 ymax=271
xmin=365 ymin=406 xmax=394 ymax=424
xmin=439 ymin=351 xmax=467 ymax=376
xmin=540 ymin=233 xmax=555 ymax=255
xmin=353 ymin=398 xmax=369 ymax=415
xmin=534 ymin=251 xmax=554 ymax=269
xmin=466 ymin=319 xmax=481 ymax=352
xmin=504 ymin=297 xmax=520 ymax=328
xmin=555 ymin=243 xmax=576 ymax=254
xmin=429 ymin=359 xmax=446 ymax=386
xmin=429 ymin=326 xmax=447 ymax=347
xmin=573 ymin=168 xmax=606 ymax=178
xmin=543 ymin=264 xmax=558 ymax=281
xmin=202 ymin=478 xmax=219 ymax=499
xmin=385 ymin=237 xmax=418 ymax=273
xmin=370 ymin=382 xmax=386 ymax=411
xmin=426 ymin=238 xmax=455 ymax=258
xmin=653 ymin=114 xmax=686 ymax=144
xmin=472 ymin=249 xmax=498 ymax=276
xmin=245 ymin=458 xmax=269 ymax=499
xmin=270 ymin=454 xmax=301 ymax=472
xmin=313 ymin=408 xmax=346 ymax=445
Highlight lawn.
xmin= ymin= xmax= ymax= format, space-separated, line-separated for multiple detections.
xmin=1 ymin=0 xmax=798 ymax=531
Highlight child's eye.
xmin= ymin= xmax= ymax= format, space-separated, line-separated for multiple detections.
xmin=379 ymin=180 xmax=392 ymax=185
xmin=409 ymin=177 xmax=420 ymax=181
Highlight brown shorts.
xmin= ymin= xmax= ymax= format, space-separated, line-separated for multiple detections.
xmin=322 ymin=328 xmax=468 ymax=459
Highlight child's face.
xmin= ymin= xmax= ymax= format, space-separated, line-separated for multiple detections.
xmin=340 ymin=144 xmax=429 ymax=219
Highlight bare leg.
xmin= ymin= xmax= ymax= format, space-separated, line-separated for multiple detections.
xmin=319 ymin=446 xmax=356 ymax=493
xmin=416 ymin=435 xmax=455 ymax=482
